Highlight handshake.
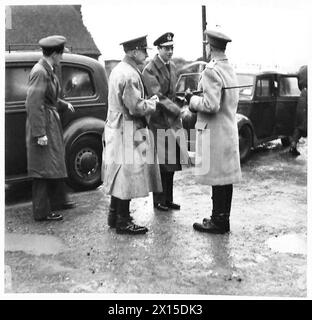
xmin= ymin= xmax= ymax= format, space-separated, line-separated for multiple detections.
xmin=184 ymin=88 xmax=194 ymax=104
xmin=176 ymin=88 xmax=196 ymax=111
xmin=183 ymin=88 xmax=196 ymax=113
xmin=149 ymin=94 xmax=159 ymax=103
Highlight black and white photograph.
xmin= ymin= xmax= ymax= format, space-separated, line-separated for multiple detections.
xmin=2 ymin=0 xmax=311 ymax=300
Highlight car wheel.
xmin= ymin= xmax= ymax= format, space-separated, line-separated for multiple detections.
xmin=239 ymin=125 xmax=252 ymax=163
xmin=66 ymin=135 xmax=103 ymax=191
xmin=281 ymin=136 xmax=291 ymax=147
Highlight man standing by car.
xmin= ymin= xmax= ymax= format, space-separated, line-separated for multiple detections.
xmin=25 ymin=35 xmax=75 ymax=221
xmin=103 ymin=35 xmax=162 ymax=235
xmin=289 ymin=65 xmax=308 ymax=156
xmin=185 ymin=30 xmax=241 ymax=234
xmin=143 ymin=32 xmax=188 ymax=212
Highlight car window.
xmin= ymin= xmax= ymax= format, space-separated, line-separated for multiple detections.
xmin=256 ymin=79 xmax=271 ymax=97
xmin=279 ymin=76 xmax=301 ymax=97
xmin=176 ymin=74 xmax=201 ymax=92
xmin=5 ymin=66 xmax=32 ymax=103
xmin=62 ymin=66 xmax=95 ymax=98
xmin=237 ymin=74 xmax=254 ymax=99
xmin=237 ymin=74 xmax=254 ymax=86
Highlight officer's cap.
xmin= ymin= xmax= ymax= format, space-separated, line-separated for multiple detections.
xmin=153 ymin=32 xmax=174 ymax=47
xmin=38 ymin=35 xmax=67 ymax=48
xmin=204 ymin=30 xmax=231 ymax=50
xmin=120 ymin=35 xmax=151 ymax=51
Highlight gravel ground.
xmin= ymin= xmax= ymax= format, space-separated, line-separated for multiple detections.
xmin=5 ymin=139 xmax=307 ymax=297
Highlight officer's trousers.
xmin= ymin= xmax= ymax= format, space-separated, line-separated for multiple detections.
xmin=32 ymin=178 xmax=68 ymax=220
xmin=153 ymin=171 xmax=174 ymax=206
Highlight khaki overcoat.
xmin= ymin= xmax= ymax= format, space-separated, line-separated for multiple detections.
xmin=103 ymin=56 xmax=162 ymax=200
xmin=189 ymin=52 xmax=242 ymax=185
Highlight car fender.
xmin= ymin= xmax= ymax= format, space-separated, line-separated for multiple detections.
xmin=63 ymin=117 xmax=105 ymax=151
xmin=236 ymin=113 xmax=256 ymax=147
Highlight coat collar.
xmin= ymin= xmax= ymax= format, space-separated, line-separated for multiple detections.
xmin=39 ymin=57 xmax=54 ymax=77
xmin=211 ymin=51 xmax=228 ymax=61
xmin=123 ymin=55 xmax=142 ymax=74
xmin=153 ymin=54 xmax=170 ymax=69
xmin=153 ymin=54 xmax=170 ymax=78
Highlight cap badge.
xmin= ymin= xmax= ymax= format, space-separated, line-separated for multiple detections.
xmin=167 ymin=34 xmax=172 ymax=41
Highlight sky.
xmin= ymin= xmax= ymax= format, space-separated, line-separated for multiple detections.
xmin=81 ymin=0 xmax=312 ymax=72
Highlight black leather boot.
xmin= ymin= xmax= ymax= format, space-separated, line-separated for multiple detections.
xmin=108 ymin=208 xmax=133 ymax=228
xmin=107 ymin=208 xmax=117 ymax=228
xmin=289 ymin=146 xmax=300 ymax=156
xmin=115 ymin=199 xmax=147 ymax=235
xmin=115 ymin=215 xmax=148 ymax=235
xmin=107 ymin=196 xmax=118 ymax=228
xmin=193 ymin=213 xmax=230 ymax=234
xmin=289 ymin=141 xmax=300 ymax=156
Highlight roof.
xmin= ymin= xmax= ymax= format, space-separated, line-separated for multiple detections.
xmin=236 ymin=70 xmax=298 ymax=77
xmin=5 ymin=5 xmax=101 ymax=58
xmin=5 ymin=51 xmax=103 ymax=70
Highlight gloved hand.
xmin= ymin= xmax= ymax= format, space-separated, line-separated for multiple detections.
xmin=184 ymin=88 xmax=194 ymax=104
xmin=150 ymin=94 xmax=159 ymax=103
xmin=37 ymin=135 xmax=48 ymax=146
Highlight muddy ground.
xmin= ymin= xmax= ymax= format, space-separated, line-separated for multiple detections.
xmin=4 ymin=139 xmax=308 ymax=297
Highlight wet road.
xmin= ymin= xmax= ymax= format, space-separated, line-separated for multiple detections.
xmin=5 ymin=139 xmax=307 ymax=296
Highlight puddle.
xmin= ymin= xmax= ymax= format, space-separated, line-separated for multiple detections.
xmin=5 ymin=233 xmax=66 ymax=255
xmin=266 ymin=234 xmax=306 ymax=255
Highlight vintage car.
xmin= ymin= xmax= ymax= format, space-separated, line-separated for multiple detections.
xmin=5 ymin=51 xmax=108 ymax=190
xmin=176 ymin=63 xmax=301 ymax=162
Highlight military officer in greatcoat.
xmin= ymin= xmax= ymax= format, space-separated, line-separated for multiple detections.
xmin=25 ymin=35 xmax=76 ymax=221
xmin=143 ymin=32 xmax=189 ymax=212
xmin=103 ymin=35 xmax=162 ymax=235
xmin=185 ymin=30 xmax=242 ymax=234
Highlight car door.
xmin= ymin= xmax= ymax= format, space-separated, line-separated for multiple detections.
xmin=248 ymin=75 xmax=276 ymax=139
xmin=5 ymin=63 xmax=33 ymax=179
xmin=274 ymin=75 xmax=300 ymax=136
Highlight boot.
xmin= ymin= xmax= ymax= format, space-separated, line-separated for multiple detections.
xmin=108 ymin=208 xmax=134 ymax=228
xmin=289 ymin=146 xmax=300 ymax=156
xmin=108 ymin=199 xmax=132 ymax=228
xmin=107 ymin=196 xmax=118 ymax=227
xmin=115 ymin=215 xmax=148 ymax=235
xmin=115 ymin=199 xmax=147 ymax=235
xmin=107 ymin=208 xmax=117 ymax=228
xmin=193 ymin=213 xmax=230 ymax=234
xmin=289 ymin=142 xmax=300 ymax=156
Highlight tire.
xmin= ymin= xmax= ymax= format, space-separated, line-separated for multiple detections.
xmin=239 ymin=125 xmax=253 ymax=163
xmin=66 ymin=135 xmax=103 ymax=191
xmin=281 ymin=136 xmax=291 ymax=147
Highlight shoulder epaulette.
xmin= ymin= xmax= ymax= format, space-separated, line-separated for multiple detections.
xmin=206 ymin=59 xmax=217 ymax=69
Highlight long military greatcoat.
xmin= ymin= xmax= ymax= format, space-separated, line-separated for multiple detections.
xmin=143 ymin=55 xmax=189 ymax=171
xmin=189 ymin=51 xmax=242 ymax=185
xmin=103 ymin=56 xmax=162 ymax=200
xmin=25 ymin=58 xmax=68 ymax=179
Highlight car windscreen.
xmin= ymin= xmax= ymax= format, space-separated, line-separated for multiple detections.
xmin=176 ymin=73 xmax=201 ymax=93
xmin=237 ymin=74 xmax=254 ymax=100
